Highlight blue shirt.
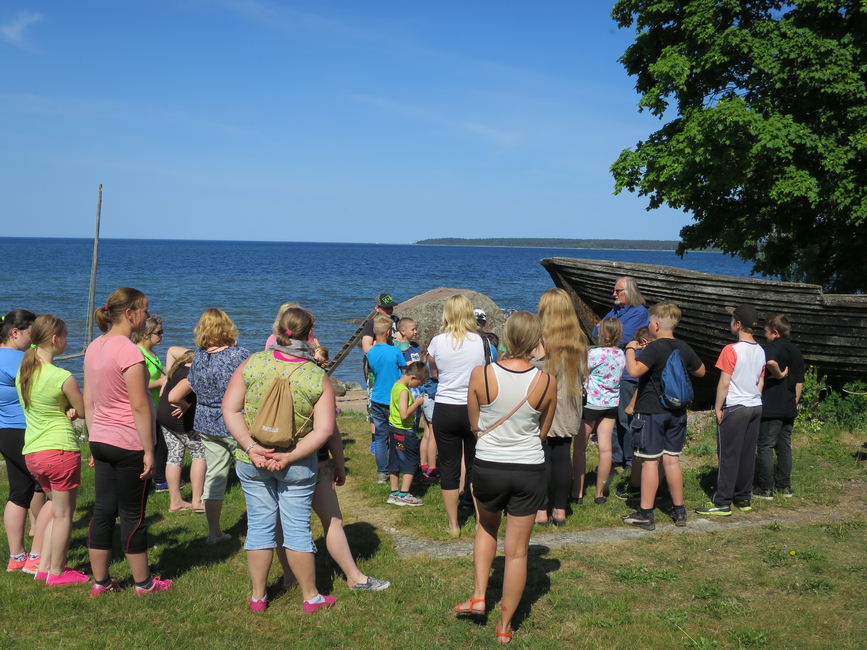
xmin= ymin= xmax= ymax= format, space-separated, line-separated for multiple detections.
xmin=592 ymin=304 xmax=649 ymax=382
xmin=0 ymin=348 xmax=26 ymax=428
xmin=367 ymin=343 xmax=406 ymax=405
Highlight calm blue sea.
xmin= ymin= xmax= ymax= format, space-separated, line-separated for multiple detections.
xmin=0 ymin=238 xmax=754 ymax=384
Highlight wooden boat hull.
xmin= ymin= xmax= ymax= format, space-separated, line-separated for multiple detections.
xmin=541 ymin=257 xmax=867 ymax=408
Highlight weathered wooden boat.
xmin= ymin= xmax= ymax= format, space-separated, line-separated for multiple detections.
xmin=541 ymin=257 xmax=867 ymax=408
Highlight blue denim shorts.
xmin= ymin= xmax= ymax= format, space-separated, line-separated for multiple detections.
xmin=235 ymin=455 xmax=318 ymax=553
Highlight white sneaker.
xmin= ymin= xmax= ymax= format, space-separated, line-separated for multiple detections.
xmin=397 ymin=493 xmax=424 ymax=507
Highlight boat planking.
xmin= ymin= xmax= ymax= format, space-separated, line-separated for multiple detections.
xmin=541 ymin=257 xmax=867 ymax=408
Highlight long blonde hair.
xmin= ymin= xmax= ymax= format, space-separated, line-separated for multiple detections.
xmin=440 ymin=295 xmax=476 ymax=346
xmin=17 ymin=314 xmax=66 ymax=409
xmin=538 ymin=288 xmax=587 ymax=397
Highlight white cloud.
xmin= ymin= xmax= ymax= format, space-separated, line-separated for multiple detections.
xmin=353 ymin=94 xmax=525 ymax=150
xmin=1 ymin=11 xmax=41 ymax=49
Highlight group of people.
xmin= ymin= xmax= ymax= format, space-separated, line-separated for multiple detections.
xmin=361 ymin=283 xmax=803 ymax=643
xmin=1 ymin=280 xmax=806 ymax=643
xmin=1 ymin=292 xmax=387 ymax=613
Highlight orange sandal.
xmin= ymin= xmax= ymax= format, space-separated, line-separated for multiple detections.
xmin=496 ymin=627 xmax=513 ymax=644
xmin=453 ymin=597 xmax=485 ymax=615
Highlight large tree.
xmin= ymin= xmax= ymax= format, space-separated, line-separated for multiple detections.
xmin=610 ymin=0 xmax=867 ymax=292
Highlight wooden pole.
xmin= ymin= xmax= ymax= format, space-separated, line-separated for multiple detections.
xmin=83 ymin=184 xmax=102 ymax=350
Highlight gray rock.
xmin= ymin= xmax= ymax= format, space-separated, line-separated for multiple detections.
xmin=329 ymin=376 xmax=347 ymax=397
xmin=344 ymin=381 xmax=364 ymax=391
xmin=395 ymin=288 xmax=504 ymax=354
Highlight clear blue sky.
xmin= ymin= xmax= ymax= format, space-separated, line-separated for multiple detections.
xmin=1 ymin=1 xmax=688 ymax=243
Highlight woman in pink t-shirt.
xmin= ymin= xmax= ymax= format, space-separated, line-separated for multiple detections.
xmin=84 ymin=288 xmax=172 ymax=597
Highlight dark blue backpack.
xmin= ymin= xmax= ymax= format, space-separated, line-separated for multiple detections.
xmin=658 ymin=344 xmax=694 ymax=410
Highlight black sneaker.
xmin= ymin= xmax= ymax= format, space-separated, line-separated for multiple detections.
xmin=615 ymin=486 xmax=640 ymax=500
xmin=734 ymin=499 xmax=752 ymax=512
xmin=621 ymin=511 xmax=655 ymax=531
xmin=751 ymin=488 xmax=774 ymax=500
xmin=695 ymin=502 xmax=732 ymax=516
xmin=777 ymin=487 xmax=794 ymax=498
xmin=672 ymin=507 xmax=687 ymax=527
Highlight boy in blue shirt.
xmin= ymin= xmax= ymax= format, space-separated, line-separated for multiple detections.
xmin=367 ymin=316 xmax=407 ymax=483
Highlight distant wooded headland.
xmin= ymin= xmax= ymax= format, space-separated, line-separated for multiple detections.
xmin=414 ymin=238 xmax=690 ymax=251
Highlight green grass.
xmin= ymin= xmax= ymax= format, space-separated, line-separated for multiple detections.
xmin=1 ymin=411 xmax=866 ymax=649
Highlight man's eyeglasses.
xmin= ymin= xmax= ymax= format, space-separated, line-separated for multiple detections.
xmin=613 ymin=289 xmax=625 ymax=294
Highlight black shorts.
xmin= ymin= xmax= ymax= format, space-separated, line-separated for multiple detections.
xmin=583 ymin=405 xmax=618 ymax=421
xmin=472 ymin=458 xmax=546 ymax=517
xmin=631 ymin=411 xmax=687 ymax=458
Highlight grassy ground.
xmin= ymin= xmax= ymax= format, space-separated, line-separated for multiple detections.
xmin=1 ymin=411 xmax=865 ymax=649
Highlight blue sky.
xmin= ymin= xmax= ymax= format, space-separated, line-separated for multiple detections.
xmin=1 ymin=1 xmax=689 ymax=243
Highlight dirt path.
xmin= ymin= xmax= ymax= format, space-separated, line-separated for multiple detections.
xmin=336 ymin=475 xmax=867 ymax=559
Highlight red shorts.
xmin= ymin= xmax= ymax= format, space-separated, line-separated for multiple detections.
xmin=25 ymin=450 xmax=82 ymax=492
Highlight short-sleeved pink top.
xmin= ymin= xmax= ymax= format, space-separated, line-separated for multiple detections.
xmin=84 ymin=335 xmax=151 ymax=451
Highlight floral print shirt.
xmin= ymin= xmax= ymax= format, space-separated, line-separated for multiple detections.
xmin=188 ymin=346 xmax=251 ymax=437
xmin=585 ymin=347 xmax=625 ymax=408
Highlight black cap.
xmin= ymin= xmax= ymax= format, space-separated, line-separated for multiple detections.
xmin=376 ymin=293 xmax=398 ymax=309
xmin=726 ymin=304 xmax=760 ymax=328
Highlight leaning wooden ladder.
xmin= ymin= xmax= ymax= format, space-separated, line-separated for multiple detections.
xmin=324 ymin=310 xmax=375 ymax=377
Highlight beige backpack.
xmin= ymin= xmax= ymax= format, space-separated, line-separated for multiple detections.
xmin=245 ymin=364 xmax=311 ymax=448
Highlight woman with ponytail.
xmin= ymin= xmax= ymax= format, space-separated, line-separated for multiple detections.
xmin=0 ymin=309 xmax=48 ymax=574
xmin=16 ymin=315 xmax=88 ymax=586
xmin=84 ymin=288 xmax=172 ymax=596
xmin=223 ymin=307 xmax=337 ymax=612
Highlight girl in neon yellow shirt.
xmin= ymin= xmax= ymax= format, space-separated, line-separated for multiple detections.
xmin=16 ymin=314 xmax=88 ymax=587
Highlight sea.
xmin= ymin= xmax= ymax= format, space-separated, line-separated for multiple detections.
xmin=0 ymin=238 xmax=755 ymax=384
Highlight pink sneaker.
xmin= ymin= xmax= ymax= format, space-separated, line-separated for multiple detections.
xmin=134 ymin=576 xmax=173 ymax=596
xmin=6 ymin=556 xmax=26 ymax=572
xmin=35 ymin=571 xmax=49 ymax=581
xmin=249 ymin=596 xmax=269 ymax=612
xmin=46 ymin=569 xmax=90 ymax=586
xmin=302 ymin=594 xmax=336 ymax=613
xmin=21 ymin=556 xmax=40 ymax=575
xmin=90 ymin=580 xmax=120 ymax=597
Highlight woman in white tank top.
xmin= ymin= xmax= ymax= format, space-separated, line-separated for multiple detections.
xmin=454 ymin=312 xmax=557 ymax=645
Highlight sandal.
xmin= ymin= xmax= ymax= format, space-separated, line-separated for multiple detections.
xmin=496 ymin=627 xmax=514 ymax=644
xmin=453 ymin=597 xmax=485 ymax=615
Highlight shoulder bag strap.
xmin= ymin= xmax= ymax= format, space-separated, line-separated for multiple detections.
xmin=476 ymin=370 xmax=542 ymax=439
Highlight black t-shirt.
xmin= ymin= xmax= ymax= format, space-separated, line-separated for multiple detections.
xmin=156 ymin=365 xmax=196 ymax=434
xmin=634 ymin=338 xmax=703 ymax=414
xmin=761 ymin=338 xmax=805 ymax=419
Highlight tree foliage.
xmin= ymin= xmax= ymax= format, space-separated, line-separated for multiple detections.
xmin=611 ymin=0 xmax=867 ymax=292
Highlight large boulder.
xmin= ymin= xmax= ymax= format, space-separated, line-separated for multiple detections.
xmin=395 ymin=288 xmax=504 ymax=354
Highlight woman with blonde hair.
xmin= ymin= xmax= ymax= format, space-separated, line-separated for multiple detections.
xmin=574 ymin=317 xmax=625 ymax=505
xmin=85 ymin=288 xmax=171 ymax=595
xmin=188 ymin=308 xmax=250 ymax=544
xmin=427 ymin=294 xmax=487 ymax=537
xmin=17 ymin=314 xmax=88 ymax=585
xmin=532 ymin=288 xmax=588 ymax=525
xmin=455 ymin=311 xmax=557 ymax=644
xmin=223 ymin=307 xmax=338 ymax=612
